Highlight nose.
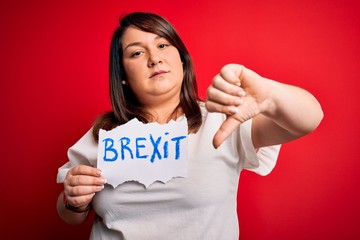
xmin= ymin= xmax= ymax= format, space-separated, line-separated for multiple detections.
xmin=147 ymin=51 xmax=162 ymax=67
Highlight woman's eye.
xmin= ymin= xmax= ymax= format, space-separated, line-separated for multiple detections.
xmin=159 ymin=43 xmax=169 ymax=49
xmin=131 ymin=51 xmax=142 ymax=58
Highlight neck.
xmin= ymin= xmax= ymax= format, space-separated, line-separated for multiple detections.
xmin=143 ymin=99 xmax=182 ymax=124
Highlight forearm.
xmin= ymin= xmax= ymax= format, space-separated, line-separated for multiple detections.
xmin=56 ymin=191 xmax=90 ymax=225
xmin=253 ymin=79 xmax=323 ymax=148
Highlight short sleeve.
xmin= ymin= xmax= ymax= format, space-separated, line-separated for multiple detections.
xmin=238 ymin=119 xmax=281 ymax=176
xmin=56 ymin=128 xmax=98 ymax=183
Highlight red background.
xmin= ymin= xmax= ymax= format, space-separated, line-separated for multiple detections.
xmin=1 ymin=0 xmax=359 ymax=239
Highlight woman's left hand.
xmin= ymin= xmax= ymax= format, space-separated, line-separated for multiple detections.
xmin=206 ymin=64 xmax=271 ymax=148
xmin=206 ymin=64 xmax=323 ymax=149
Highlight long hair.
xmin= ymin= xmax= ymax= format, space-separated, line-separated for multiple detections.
xmin=93 ymin=12 xmax=202 ymax=141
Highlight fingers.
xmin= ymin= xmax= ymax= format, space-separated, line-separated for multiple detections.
xmin=64 ymin=184 xmax=102 ymax=208
xmin=65 ymin=165 xmax=105 ymax=188
xmin=65 ymin=192 xmax=96 ymax=208
xmin=64 ymin=176 xmax=105 ymax=196
xmin=205 ymin=100 xmax=239 ymax=115
xmin=64 ymin=165 xmax=106 ymax=207
xmin=206 ymin=76 xmax=245 ymax=115
xmin=213 ymin=117 xmax=242 ymax=148
xmin=212 ymin=97 xmax=261 ymax=148
xmin=207 ymin=82 xmax=245 ymax=104
xmin=69 ymin=165 xmax=102 ymax=177
xmin=66 ymin=166 xmax=105 ymax=186
xmin=219 ymin=64 xmax=244 ymax=86
xmin=206 ymin=65 xmax=247 ymax=115
xmin=206 ymin=64 xmax=264 ymax=148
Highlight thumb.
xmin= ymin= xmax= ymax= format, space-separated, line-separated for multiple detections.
xmin=213 ymin=117 xmax=241 ymax=148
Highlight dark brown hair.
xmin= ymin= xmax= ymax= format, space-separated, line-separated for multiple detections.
xmin=93 ymin=12 xmax=202 ymax=141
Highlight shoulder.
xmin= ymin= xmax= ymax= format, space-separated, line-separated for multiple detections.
xmin=93 ymin=112 xmax=121 ymax=141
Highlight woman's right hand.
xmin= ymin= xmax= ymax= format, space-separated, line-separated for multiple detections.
xmin=63 ymin=165 xmax=106 ymax=210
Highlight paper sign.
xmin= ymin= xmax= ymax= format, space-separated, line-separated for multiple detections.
xmin=97 ymin=117 xmax=188 ymax=188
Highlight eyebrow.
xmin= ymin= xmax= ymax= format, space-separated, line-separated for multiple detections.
xmin=123 ymin=35 xmax=163 ymax=52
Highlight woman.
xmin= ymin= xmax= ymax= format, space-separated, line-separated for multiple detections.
xmin=56 ymin=12 xmax=323 ymax=239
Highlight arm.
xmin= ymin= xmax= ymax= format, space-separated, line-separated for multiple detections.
xmin=57 ymin=190 xmax=90 ymax=225
xmin=57 ymin=165 xmax=106 ymax=225
xmin=251 ymin=80 xmax=323 ymax=148
xmin=205 ymin=64 xmax=323 ymax=148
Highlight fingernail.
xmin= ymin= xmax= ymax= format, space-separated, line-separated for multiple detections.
xmin=234 ymin=99 xmax=243 ymax=105
xmin=238 ymin=91 xmax=245 ymax=97
xmin=229 ymin=107 xmax=238 ymax=114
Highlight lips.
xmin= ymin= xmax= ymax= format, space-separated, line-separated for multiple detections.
xmin=150 ymin=70 xmax=167 ymax=78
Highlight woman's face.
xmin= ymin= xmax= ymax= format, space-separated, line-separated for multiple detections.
xmin=121 ymin=26 xmax=183 ymax=107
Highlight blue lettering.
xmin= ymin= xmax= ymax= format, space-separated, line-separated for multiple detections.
xmin=149 ymin=134 xmax=162 ymax=163
xmin=171 ymin=136 xmax=187 ymax=160
xmin=102 ymin=138 xmax=118 ymax=162
xmin=136 ymin=137 xmax=148 ymax=159
xmin=163 ymin=132 xmax=169 ymax=158
xmin=119 ymin=137 xmax=133 ymax=160
xmin=103 ymin=132 xmax=186 ymax=163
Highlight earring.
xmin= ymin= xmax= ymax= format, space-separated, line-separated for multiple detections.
xmin=121 ymin=80 xmax=126 ymax=85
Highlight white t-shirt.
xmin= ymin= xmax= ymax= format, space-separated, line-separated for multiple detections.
xmin=57 ymin=104 xmax=281 ymax=240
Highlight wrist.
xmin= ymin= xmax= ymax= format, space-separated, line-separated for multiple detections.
xmin=259 ymin=79 xmax=279 ymax=117
xmin=63 ymin=193 xmax=91 ymax=213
